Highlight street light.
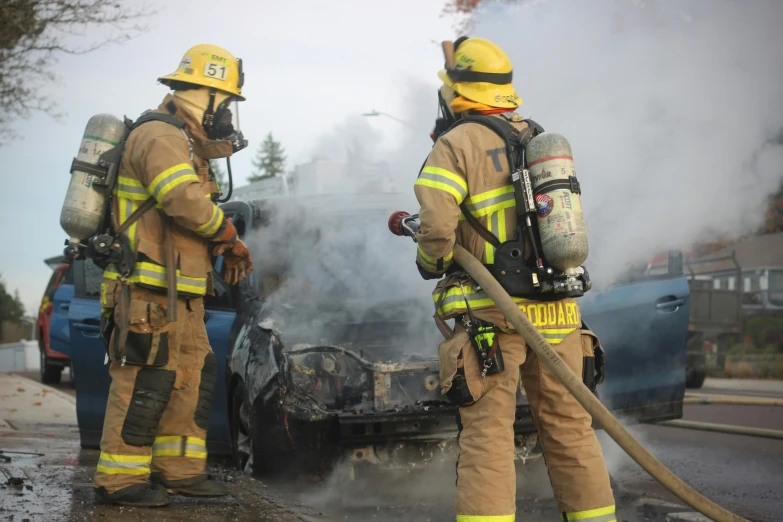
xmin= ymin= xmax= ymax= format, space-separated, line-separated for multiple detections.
xmin=362 ymin=109 xmax=414 ymax=129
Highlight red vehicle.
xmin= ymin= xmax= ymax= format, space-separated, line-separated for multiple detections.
xmin=37 ymin=256 xmax=73 ymax=384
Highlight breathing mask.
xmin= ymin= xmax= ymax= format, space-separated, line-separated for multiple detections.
xmin=202 ymin=90 xmax=248 ymax=153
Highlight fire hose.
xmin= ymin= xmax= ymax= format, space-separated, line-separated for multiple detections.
xmin=388 ymin=211 xmax=749 ymax=522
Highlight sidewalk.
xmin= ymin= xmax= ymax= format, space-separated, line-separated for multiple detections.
xmin=0 ymin=372 xmax=334 ymax=522
xmin=703 ymin=377 xmax=783 ymax=395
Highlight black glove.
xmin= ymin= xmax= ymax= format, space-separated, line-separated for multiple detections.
xmin=416 ymin=261 xmax=443 ymax=281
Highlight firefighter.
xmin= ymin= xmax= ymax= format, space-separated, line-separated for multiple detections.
xmin=414 ymin=37 xmax=616 ymax=522
xmin=93 ymin=44 xmax=253 ymax=507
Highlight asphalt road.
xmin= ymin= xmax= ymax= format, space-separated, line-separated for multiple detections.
xmin=4 ymin=374 xmax=780 ymax=521
xmin=286 ymin=378 xmax=783 ymax=522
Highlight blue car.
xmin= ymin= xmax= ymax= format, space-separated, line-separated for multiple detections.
xmin=60 ymin=193 xmax=689 ymax=467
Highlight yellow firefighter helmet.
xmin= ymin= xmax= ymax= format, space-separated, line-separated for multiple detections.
xmin=438 ymin=37 xmax=520 ymax=109
xmin=159 ymin=44 xmax=245 ymax=100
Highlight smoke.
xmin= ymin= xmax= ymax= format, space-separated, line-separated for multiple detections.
xmin=246 ymin=193 xmax=443 ymax=355
xmin=465 ymin=0 xmax=783 ymax=286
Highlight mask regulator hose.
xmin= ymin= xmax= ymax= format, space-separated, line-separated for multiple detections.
xmin=450 ymin=243 xmax=749 ymax=522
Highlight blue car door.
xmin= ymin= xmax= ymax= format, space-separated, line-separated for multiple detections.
xmin=69 ymin=258 xmax=111 ymax=448
xmin=579 ymin=273 xmax=690 ymax=423
xmin=49 ymin=266 xmax=74 ymax=358
xmin=202 ymin=254 xmax=238 ymax=455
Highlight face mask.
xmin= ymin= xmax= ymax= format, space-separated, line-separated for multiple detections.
xmin=203 ymin=93 xmax=248 ymax=153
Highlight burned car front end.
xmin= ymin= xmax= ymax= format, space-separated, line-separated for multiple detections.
xmin=226 ymin=195 xmax=468 ymax=474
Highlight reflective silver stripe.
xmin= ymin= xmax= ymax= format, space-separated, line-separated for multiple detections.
xmin=417 ymin=172 xmax=468 ymax=199
xmin=440 ymin=291 xmax=491 ymax=307
xmin=464 ymin=190 xmax=515 ymax=215
xmin=136 ymin=268 xmax=207 ymax=290
xmin=117 ymin=182 xmax=148 ymax=197
xmin=199 ymin=206 xmax=223 ymax=238
xmin=540 ymin=331 xmax=570 ymax=341
xmin=152 ymin=442 xmax=181 ymax=452
xmin=150 ymin=167 xmax=196 ymax=200
xmin=97 ymin=458 xmax=149 ymax=470
xmin=186 ymin=442 xmax=206 ymax=452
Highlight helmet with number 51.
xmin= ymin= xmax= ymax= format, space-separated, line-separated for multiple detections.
xmin=158 ymin=44 xmax=247 ymax=150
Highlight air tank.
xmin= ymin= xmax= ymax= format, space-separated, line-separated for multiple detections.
xmin=60 ymin=114 xmax=126 ymax=249
xmin=526 ymin=132 xmax=588 ymax=273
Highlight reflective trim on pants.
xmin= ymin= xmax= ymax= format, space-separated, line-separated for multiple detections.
xmin=152 ymin=436 xmax=208 ymax=459
xmin=457 ymin=515 xmax=516 ymax=522
xmin=96 ymin=452 xmax=151 ymax=476
xmin=563 ymin=505 xmax=616 ymax=522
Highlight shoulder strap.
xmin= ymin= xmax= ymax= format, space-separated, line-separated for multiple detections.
xmin=106 ymin=111 xmax=189 ymax=233
xmin=449 ymin=115 xmax=545 ymax=247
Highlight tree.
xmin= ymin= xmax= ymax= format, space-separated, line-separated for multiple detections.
xmin=209 ymin=159 xmax=227 ymax=190
xmin=0 ymin=274 xmax=26 ymax=340
xmin=0 ymin=1 xmax=151 ymax=143
xmin=249 ymin=132 xmax=286 ymax=181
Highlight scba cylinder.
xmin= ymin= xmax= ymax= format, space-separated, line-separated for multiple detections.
xmin=60 ymin=114 xmax=126 ymax=247
xmin=526 ymin=132 xmax=588 ymax=273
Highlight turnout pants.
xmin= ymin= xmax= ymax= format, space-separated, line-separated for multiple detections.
xmin=447 ymin=327 xmax=615 ymax=522
xmin=94 ymin=288 xmax=217 ymax=493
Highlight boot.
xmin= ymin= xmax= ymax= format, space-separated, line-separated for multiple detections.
xmin=94 ymin=483 xmax=170 ymax=507
xmin=150 ymin=472 xmax=230 ymax=497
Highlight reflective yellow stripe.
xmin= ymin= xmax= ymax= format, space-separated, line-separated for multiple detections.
xmin=417 ymin=246 xmax=453 ymax=271
xmin=416 ymin=166 xmax=468 ymax=203
xmin=104 ymin=262 xmax=207 ymax=297
xmin=463 ymin=185 xmax=516 ymax=217
xmin=434 ymin=287 xmax=580 ymax=343
xmin=96 ymin=452 xmax=151 ymax=476
xmin=457 ymin=515 xmax=516 ymax=522
xmin=149 ymin=163 xmax=199 ymax=202
xmin=152 ymin=436 xmax=207 ymax=459
xmin=194 ymin=204 xmax=224 ymax=238
xmin=116 ymin=176 xmax=149 ymax=201
xmin=564 ymin=505 xmax=616 ymax=522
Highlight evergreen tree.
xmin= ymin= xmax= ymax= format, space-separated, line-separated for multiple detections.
xmin=249 ymin=133 xmax=286 ymax=181
xmin=0 ymin=275 xmax=26 ymax=340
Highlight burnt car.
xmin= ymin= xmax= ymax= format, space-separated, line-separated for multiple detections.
xmin=222 ymin=193 xmax=689 ymax=476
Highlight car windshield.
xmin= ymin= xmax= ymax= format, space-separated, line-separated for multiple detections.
xmin=247 ymin=196 xmax=444 ymax=357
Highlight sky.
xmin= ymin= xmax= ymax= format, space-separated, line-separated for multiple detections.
xmin=0 ymin=0 xmax=456 ymax=314
xmin=2 ymin=0 xmax=782 ymax=315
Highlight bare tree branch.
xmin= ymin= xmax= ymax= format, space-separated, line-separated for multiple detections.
xmin=0 ymin=0 xmax=156 ymax=143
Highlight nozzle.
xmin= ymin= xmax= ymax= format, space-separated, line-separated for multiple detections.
xmin=388 ymin=211 xmax=411 ymax=236
xmin=388 ymin=210 xmax=420 ymax=240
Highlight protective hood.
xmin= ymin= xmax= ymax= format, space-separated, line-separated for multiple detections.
xmin=159 ymin=94 xmax=234 ymax=159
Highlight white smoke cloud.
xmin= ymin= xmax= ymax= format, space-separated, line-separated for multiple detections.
xmin=466 ymin=0 xmax=783 ymax=286
xmin=303 ymin=0 xmax=783 ymax=289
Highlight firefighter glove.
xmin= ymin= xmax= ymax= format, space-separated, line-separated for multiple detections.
xmin=213 ymin=239 xmax=253 ymax=286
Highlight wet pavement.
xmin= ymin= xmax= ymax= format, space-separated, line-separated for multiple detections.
xmin=1 ymin=374 xmax=780 ymax=521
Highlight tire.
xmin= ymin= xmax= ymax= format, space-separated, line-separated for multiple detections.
xmin=685 ymin=368 xmax=707 ymax=389
xmin=40 ymin=348 xmax=62 ymax=385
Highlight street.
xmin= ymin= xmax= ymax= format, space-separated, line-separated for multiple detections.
xmin=1 ymin=375 xmax=781 ymax=522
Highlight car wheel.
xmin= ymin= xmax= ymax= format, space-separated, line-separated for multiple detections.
xmin=685 ymin=369 xmax=706 ymax=389
xmin=40 ymin=348 xmax=62 ymax=385
xmin=231 ymin=382 xmax=254 ymax=474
